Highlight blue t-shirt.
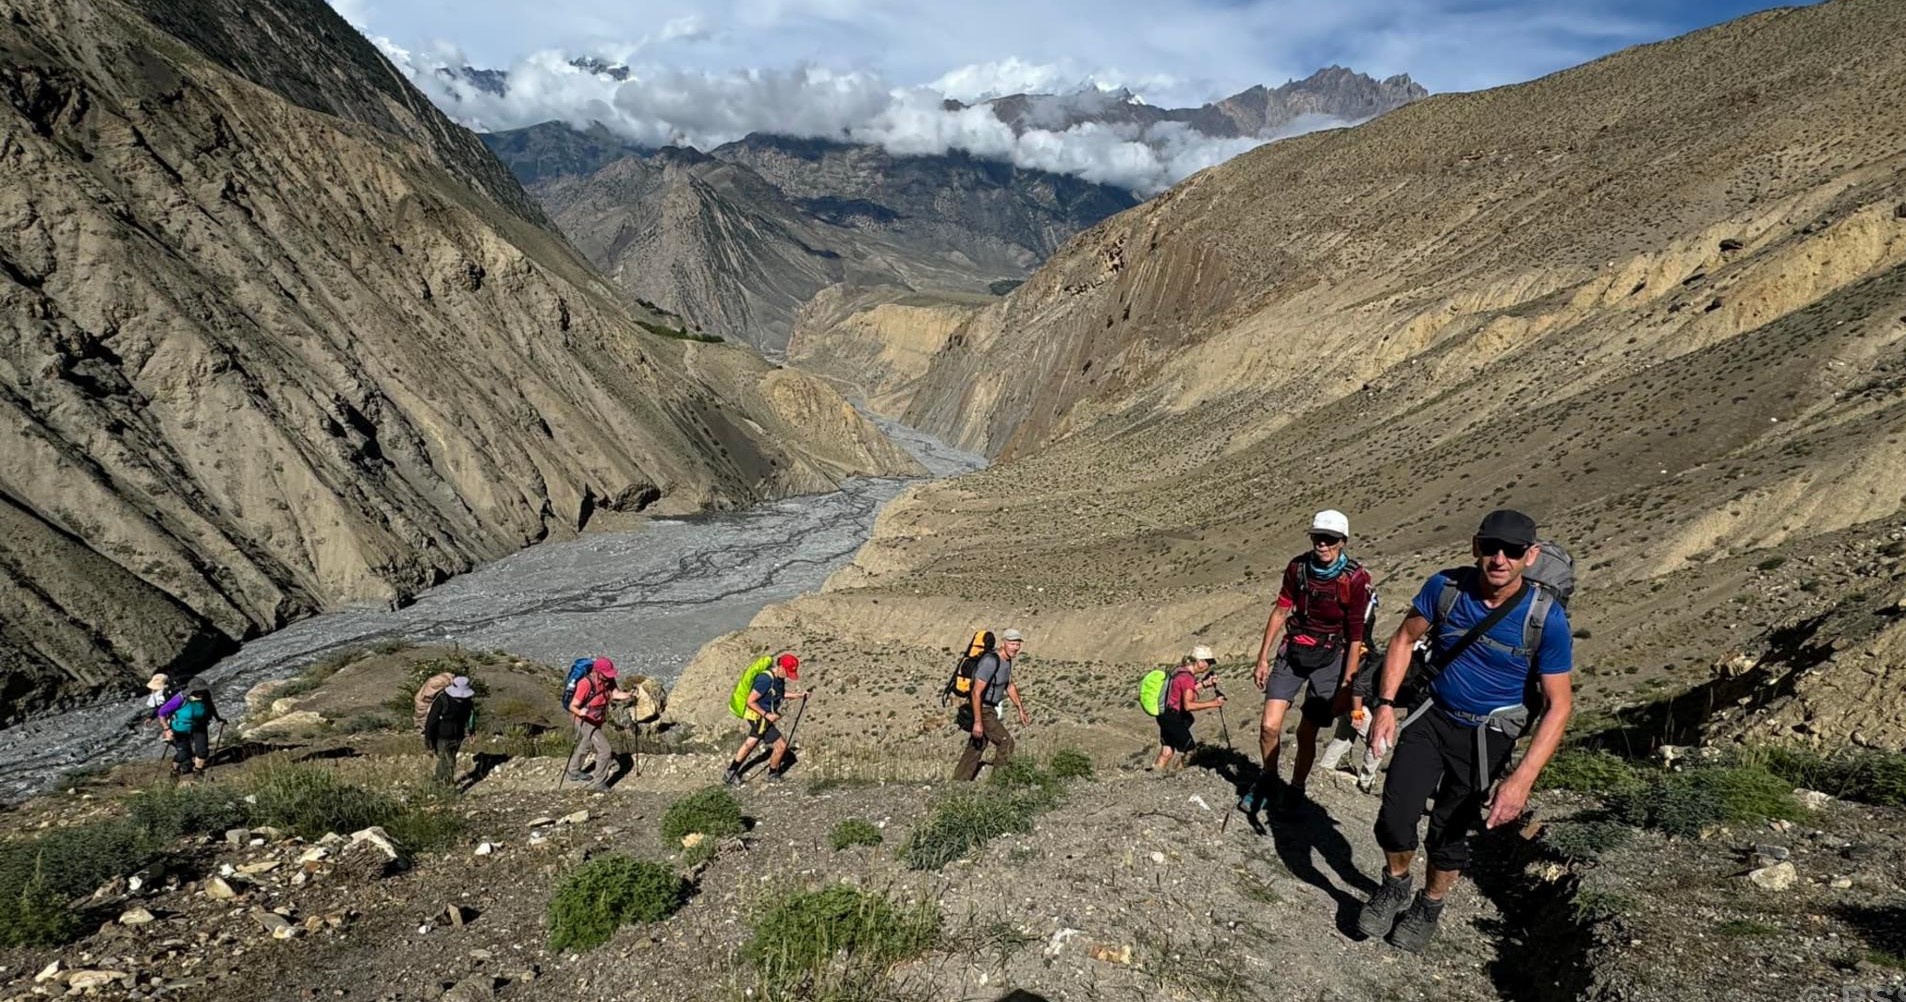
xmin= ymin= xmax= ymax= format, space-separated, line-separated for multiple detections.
xmin=1412 ymin=572 xmax=1572 ymax=720
xmin=750 ymin=673 xmax=786 ymax=716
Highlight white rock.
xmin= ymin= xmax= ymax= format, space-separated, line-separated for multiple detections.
xmin=297 ymin=847 xmax=330 ymax=865
xmin=33 ymin=961 xmax=61 ymax=983
xmin=118 ymin=907 xmax=156 ymax=926
xmin=1748 ymin=861 xmax=1798 ymax=891
xmin=526 ymin=817 xmax=557 ymax=828
xmin=237 ymin=860 xmax=282 ymax=876
xmin=204 ymin=877 xmax=240 ymax=900
xmin=1795 ymin=789 xmax=1833 ymax=811
xmin=560 ymin=810 xmax=590 ymax=825
xmin=1149 ymin=851 xmax=1166 ymax=865
xmin=348 ymin=827 xmax=402 ymax=861
xmin=474 ymin=842 xmax=495 ymax=856
xmin=66 ymin=970 xmax=129 ymax=990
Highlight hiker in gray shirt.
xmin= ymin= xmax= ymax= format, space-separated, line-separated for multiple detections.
xmin=954 ymin=629 xmax=1029 ymax=780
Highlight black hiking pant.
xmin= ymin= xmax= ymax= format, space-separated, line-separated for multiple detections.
xmin=172 ymin=729 xmax=209 ymax=775
xmin=432 ymin=738 xmax=463 ymax=785
xmin=1373 ymin=706 xmax=1516 ymax=873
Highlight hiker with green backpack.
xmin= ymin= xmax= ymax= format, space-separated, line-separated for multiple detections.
xmin=1357 ymin=509 xmax=1575 ymax=953
xmin=1144 ymin=646 xmax=1225 ymax=772
xmin=722 ymin=652 xmax=809 ymax=784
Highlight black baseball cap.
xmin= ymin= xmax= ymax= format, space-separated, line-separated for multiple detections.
xmin=1476 ymin=509 xmax=1537 ymax=547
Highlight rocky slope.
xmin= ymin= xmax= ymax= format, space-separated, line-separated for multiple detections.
xmin=786 ymin=286 xmax=994 ymax=414
xmin=700 ymin=0 xmax=1906 ymax=750
xmin=0 ymin=0 xmax=918 ymax=719
xmin=489 ymin=129 xmax=1135 ymax=353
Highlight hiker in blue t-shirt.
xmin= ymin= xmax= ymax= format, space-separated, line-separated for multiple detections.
xmin=722 ymin=653 xmax=810 ymax=784
xmin=1356 ymin=509 xmax=1574 ymax=953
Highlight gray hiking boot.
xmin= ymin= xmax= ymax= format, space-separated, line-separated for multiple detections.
xmin=1386 ymin=891 xmax=1446 ymax=952
xmin=1357 ymin=870 xmax=1414 ymax=939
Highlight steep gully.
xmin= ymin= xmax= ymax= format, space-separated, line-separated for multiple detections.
xmin=0 ymin=416 xmax=982 ymax=800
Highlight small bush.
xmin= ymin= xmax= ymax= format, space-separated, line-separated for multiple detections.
xmin=744 ymin=884 xmax=937 ymax=1001
xmin=1048 ymin=748 xmax=1094 ymax=780
xmin=1741 ymin=746 xmax=1906 ymax=809
xmin=127 ymin=785 xmax=248 ymax=842
xmin=660 ymin=787 xmax=744 ymax=845
xmin=1611 ymin=765 xmax=1801 ymax=837
xmin=901 ymin=786 xmax=1049 ymax=871
xmin=988 ymin=757 xmax=1059 ymax=794
xmin=1537 ymin=748 xmax=1646 ymax=795
xmin=0 ymin=821 xmax=151 ymax=946
xmin=247 ymin=765 xmax=459 ymax=850
xmin=547 ymin=855 xmax=684 ymax=952
xmin=829 ymin=819 xmax=883 ymax=851
xmin=1755 ymin=556 xmax=1788 ymax=572
xmin=1542 ymin=820 xmax=1632 ymax=861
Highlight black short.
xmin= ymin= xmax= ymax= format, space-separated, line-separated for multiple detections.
xmin=1157 ymin=710 xmax=1195 ymax=752
xmin=748 ymin=715 xmax=782 ymax=744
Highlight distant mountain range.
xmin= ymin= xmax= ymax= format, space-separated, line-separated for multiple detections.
xmin=472 ymin=65 xmax=1427 ymax=351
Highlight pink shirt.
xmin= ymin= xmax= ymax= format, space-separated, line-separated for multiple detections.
xmin=1166 ymin=670 xmax=1200 ymax=713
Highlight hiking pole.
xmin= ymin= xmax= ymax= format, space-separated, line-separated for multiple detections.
xmin=556 ymin=724 xmax=586 ymax=790
xmin=1212 ymin=677 xmax=1239 ymax=834
xmin=782 ymin=695 xmax=811 ymax=752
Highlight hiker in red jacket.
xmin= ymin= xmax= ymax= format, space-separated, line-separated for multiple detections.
xmin=565 ymin=658 xmax=633 ymax=791
xmin=1242 ymin=510 xmax=1373 ymax=817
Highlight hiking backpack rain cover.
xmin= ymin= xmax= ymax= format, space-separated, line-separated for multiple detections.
xmin=730 ymin=656 xmax=774 ymax=718
xmin=1138 ymin=668 xmax=1171 ymax=716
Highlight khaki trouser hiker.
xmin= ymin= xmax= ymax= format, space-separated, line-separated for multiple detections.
xmin=953 ymin=706 xmax=1015 ymax=780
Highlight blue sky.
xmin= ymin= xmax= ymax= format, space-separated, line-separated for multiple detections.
xmin=337 ymin=0 xmax=1803 ymax=192
xmin=333 ymin=0 xmax=1796 ymax=103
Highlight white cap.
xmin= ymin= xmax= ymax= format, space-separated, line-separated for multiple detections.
xmin=1310 ymin=509 xmax=1350 ymax=539
xmin=1189 ymin=645 xmax=1215 ymax=662
xmin=1000 ymin=629 xmax=1025 ymax=642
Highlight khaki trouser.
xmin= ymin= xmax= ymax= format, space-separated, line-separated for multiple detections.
xmin=432 ymin=738 xmax=462 ymax=785
xmin=567 ymin=719 xmax=613 ymax=781
xmin=953 ymin=706 xmax=1015 ymax=781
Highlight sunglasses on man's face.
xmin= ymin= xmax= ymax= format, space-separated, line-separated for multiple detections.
xmin=1309 ymin=534 xmax=1344 ymax=547
xmin=1476 ymin=539 xmax=1529 ymax=559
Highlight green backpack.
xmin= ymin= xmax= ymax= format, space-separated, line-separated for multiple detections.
xmin=729 ymin=655 xmax=774 ymax=718
xmin=1138 ymin=667 xmax=1175 ymax=716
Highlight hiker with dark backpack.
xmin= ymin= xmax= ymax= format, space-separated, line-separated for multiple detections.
xmin=1147 ymin=646 xmax=1225 ymax=772
xmin=565 ymin=658 xmax=633 ymax=791
xmin=954 ymin=629 xmax=1029 ymax=781
xmin=423 ymin=675 xmax=479 ymax=786
xmin=1242 ymin=510 xmax=1374 ymax=816
xmin=1357 ymin=509 xmax=1574 ymax=952
xmin=167 ymin=686 xmax=224 ymax=780
xmin=722 ymin=653 xmax=809 ymax=784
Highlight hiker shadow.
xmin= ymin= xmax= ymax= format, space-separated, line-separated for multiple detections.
xmin=739 ymin=747 xmax=800 ymax=779
xmin=1190 ymin=745 xmax=1255 ymax=794
xmin=458 ymin=752 xmax=510 ymax=792
xmin=1267 ymin=801 xmax=1379 ymax=933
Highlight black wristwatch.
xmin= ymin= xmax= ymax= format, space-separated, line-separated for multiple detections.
xmin=1374 ymin=696 xmax=1396 ymax=709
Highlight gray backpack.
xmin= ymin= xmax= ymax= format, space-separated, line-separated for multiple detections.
xmin=1431 ymin=538 xmax=1574 ymax=671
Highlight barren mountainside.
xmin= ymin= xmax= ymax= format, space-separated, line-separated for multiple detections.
xmin=0 ymin=0 xmax=918 ymax=718
xmin=494 ymin=130 xmax=1137 ymax=353
xmin=779 ymin=0 xmax=1906 ymax=751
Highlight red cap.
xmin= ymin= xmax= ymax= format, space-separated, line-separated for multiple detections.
xmin=593 ymin=657 xmax=617 ymax=678
xmin=777 ymin=653 xmax=800 ymax=679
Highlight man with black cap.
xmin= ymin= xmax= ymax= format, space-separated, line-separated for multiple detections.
xmin=1356 ymin=509 xmax=1574 ymax=952
xmin=954 ymin=628 xmax=1029 ymax=780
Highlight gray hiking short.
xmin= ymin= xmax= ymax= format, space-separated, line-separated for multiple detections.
xmin=1264 ymin=645 xmax=1342 ymax=726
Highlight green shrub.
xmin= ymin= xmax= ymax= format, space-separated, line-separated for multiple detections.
xmin=1048 ymin=748 xmax=1094 ymax=780
xmin=1755 ymin=556 xmax=1787 ymax=572
xmin=1542 ymin=820 xmax=1632 ymax=861
xmin=1537 ymin=748 xmax=1646 ymax=795
xmin=126 ymin=785 xmax=248 ymax=842
xmin=659 ymin=787 xmax=744 ymax=845
xmin=901 ymin=785 xmax=1050 ymax=871
xmin=248 ymin=764 xmax=401 ymax=840
xmin=246 ymin=765 xmax=460 ymax=850
xmin=1741 ymin=746 xmax=1906 ymax=808
xmin=988 ymin=757 xmax=1059 ymax=794
xmin=744 ymin=884 xmax=937 ymax=1001
xmin=0 ymin=821 xmax=151 ymax=946
xmin=546 ymin=855 xmax=684 ymax=952
xmin=1610 ymin=765 xmax=1801 ymax=837
xmin=829 ymin=819 xmax=883 ymax=851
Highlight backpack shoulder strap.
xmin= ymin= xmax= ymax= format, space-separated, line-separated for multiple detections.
xmin=1433 ymin=567 xmax=1467 ymax=626
xmin=1523 ymin=585 xmax=1555 ymax=673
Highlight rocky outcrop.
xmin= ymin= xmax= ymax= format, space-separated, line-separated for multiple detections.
xmin=786 ymin=286 xmax=993 ymax=415
xmin=0 ymin=0 xmax=917 ymax=718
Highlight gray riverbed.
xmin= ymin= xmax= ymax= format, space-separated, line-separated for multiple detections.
xmin=0 ymin=417 xmax=980 ymax=798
